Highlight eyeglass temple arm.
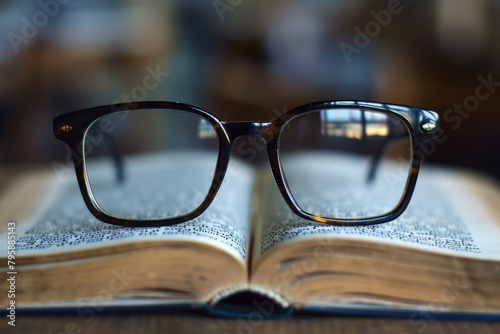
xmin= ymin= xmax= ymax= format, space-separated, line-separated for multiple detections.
xmin=367 ymin=135 xmax=389 ymax=183
xmin=103 ymin=133 xmax=125 ymax=184
xmin=360 ymin=111 xmax=408 ymax=184
xmin=366 ymin=136 xmax=409 ymax=183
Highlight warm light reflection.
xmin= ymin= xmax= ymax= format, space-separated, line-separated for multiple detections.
xmin=320 ymin=109 xmax=389 ymax=139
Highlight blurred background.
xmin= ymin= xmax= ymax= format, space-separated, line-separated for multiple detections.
xmin=0 ymin=0 xmax=499 ymax=180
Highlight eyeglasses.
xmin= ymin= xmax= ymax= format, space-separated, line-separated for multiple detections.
xmin=53 ymin=100 xmax=439 ymax=228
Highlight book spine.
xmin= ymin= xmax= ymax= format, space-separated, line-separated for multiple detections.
xmin=204 ymin=284 xmax=293 ymax=318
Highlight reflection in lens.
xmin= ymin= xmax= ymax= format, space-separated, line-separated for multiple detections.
xmin=279 ymin=109 xmax=411 ymax=219
xmin=83 ymin=109 xmax=219 ymax=220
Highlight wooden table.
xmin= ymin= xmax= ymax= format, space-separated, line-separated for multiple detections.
xmin=2 ymin=311 xmax=499 ymax=334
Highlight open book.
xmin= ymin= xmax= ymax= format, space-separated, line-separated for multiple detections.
xmin=1 ymin=154 xmax=500 ymax=318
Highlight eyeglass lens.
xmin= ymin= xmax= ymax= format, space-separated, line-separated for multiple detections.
xmin=279 ymin=109 xmax=412 ymax=219
xmin=83 ymin=109 xmax=219 ymax=220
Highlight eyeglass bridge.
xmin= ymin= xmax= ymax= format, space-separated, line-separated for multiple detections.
xmin=223 ymin=121 xmax=274 ymax=142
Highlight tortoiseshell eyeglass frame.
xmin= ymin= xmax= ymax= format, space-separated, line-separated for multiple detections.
xmin=53 ymin=100 xmax=439 ymax=228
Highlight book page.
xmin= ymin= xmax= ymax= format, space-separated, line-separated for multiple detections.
xmin=253 ymin=153 xmax=500 ymax=264
xmin=0 ymin=153 xmax=255 ymax=262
